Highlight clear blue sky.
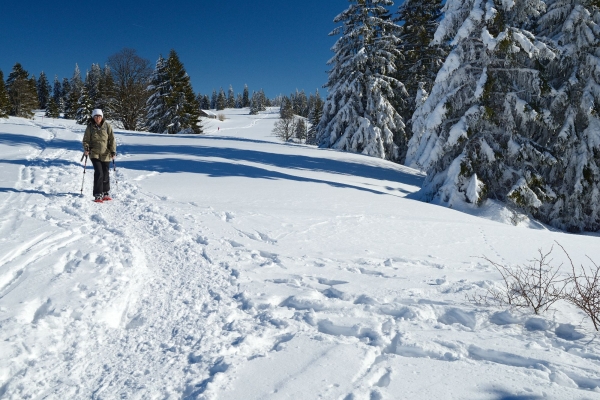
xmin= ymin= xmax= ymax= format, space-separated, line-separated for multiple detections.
xmin=0 ymin=1 xmax=358 ymax=99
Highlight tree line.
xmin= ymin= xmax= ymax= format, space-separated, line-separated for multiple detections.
xmin=316 ymin=0 xmax=600 ymax=232
xmin=0 ymin=48 xmax=278 ymax=134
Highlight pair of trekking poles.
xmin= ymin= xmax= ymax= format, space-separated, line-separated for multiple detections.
xmin=80 ymin=153 xmax=117 ymax=196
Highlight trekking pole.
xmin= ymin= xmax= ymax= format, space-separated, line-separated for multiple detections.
xmin=80 ymin=154 xmax=88 ymax=195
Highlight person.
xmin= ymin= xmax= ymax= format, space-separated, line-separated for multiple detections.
xmin=82 ymin=109 xmax=116 ymax=202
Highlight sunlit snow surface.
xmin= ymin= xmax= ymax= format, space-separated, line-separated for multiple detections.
xmin=0 ymin=109 xmax=599 ymax=399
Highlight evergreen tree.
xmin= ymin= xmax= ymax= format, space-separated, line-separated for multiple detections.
xmin=45 ymin=97 xmax=60 ymax=118
xmin=6 ymin=63 xmax=38 ymax=118
xmin=394 ymin=0 xmax=448 ymax=137
xmin=534 ymin=0 xmax=600 ymax=231
xmin=61 ymin=78 xmax=70 ymax=113
xmin=97 ymin=64 xmax=116 ymax=120
xmin=86 ymin=64 xmax=102 ymax=105
xmin=216 ymin=87 xmax=226 ymax=110
xmin=146 ymin=55 xmax=170 ymax=133
xmin=242 ymin=84 xmax=250 ymax=107
xmin=280 ymin=96 xmax=293 ymax=119
xmin=0 ymin=70 xmax=10 ymax=118
xmin=64 ymin=64 xmax=83 ymax=119
xmin=211 ymin=89 xmax=217 ymax=109
xmin=316 ymin=0 xmax=406 ymax=162
xmin=52 ymin=75 xmax=63 ymax=112
xmin=307 ymin=89 xmax=324 ymax=144
xmin=294 ymin=117 xmax=308 ymax=141
xmin=146 ymin=50 xmax=202 ymax=134
xmin=227 ymin=85 xmax=236 ymax=108
xmin=36 ymin=71 xmax=52 ymax=109
xmin=76 ymin=85 xmax=93 ymax=124
xmin=407 ymin=0 xmax=555 ymax=216
xmin=236 ymin=93 xmax=243 ymax=108
xmin=201 ymin=94 xmax=210 ymax=110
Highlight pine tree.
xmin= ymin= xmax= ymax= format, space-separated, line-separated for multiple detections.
xmin=52 ymin=75 xmax=63 ymax=110
xmin=394 ymin=0 xmax=448 ymax=137
xmin=534 ymin=0 xmax=600 ymax=231
xmin=86 ymin=64 xmax=102 ymax=105
xmin=210 ymin=89 xmax=217 ymax=109
xmin=201 ymin=94 xmax=210 ymax=110
xmin=36 ymin=71 xmax=52 ymax=109
xmin=61 ymin=78 xmax=70 ymax=114
xmin=280 ymin=96 xmax=293 ymax=119
xmin=6 ymin=63 xmax=38 ymax=118
xmin=216 ymin=87 xmax=226 ymax=110
xmin=146 ymin=55 xmax=170 ymax=133
xmin=242 ymin=84 xmax=250 ymax=107
xmin=146 ymin=50 xmax=202 ymax=134
xmin=294 ymin=117 xmax=308 ymax=141
xmin=97 ymin=64 xmax=116 ymax=120
xmin=64 ymin=64 xmax=83 ymax=119
xmin=45 ymin=97 xmax=60 ymax=118
xmin=0 ymin=70 xmax=10 ymax=118
xmin=307 ymin=89 xmax=324 ymax=144
xmin=236 ymin=93 xmax=243 ymax=108
xmin=76 ymin=85 xmax=93 ymax=124
xmin=407 ymin=0 xmax=555 ymax=214
xmin=227 ymin=85 xmax=236 ymax=108
xmin=316 ymin=0 xmax=406 ymax=162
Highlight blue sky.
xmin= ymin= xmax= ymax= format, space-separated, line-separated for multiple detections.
xmin=0 ymin=1 xmax=360 ymax=99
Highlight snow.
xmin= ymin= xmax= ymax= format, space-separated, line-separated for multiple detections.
xmin=1 ymin=109 xmax=600 ymax=399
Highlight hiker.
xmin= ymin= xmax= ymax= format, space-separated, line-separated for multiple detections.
xmin=82 ymin=109 xmax=116 ymax=202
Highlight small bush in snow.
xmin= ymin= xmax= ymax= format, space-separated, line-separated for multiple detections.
xmin=218 ymin=113 xmax=226 ymax=122
xmin=479 ymin=246 xmax=568 ymax=315
xmin=558 ymin=243 xmax=600 ymax=331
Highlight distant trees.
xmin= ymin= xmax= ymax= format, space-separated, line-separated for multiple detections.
xmin=36 ymin=71 xmax=52 ymax=110
xmin=0 ymin=70 xmax=10 ymax=118
xmin=6 ymin=63 xmax=38 ymax=118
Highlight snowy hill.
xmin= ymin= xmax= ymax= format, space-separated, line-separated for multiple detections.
xmin=1 ymin=109 xmax=599 ymax=399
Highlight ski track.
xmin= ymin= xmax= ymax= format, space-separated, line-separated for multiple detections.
xmin=1 ymin=117 xmax=599 ymax=399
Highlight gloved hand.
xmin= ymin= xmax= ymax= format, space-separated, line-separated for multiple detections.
xmin=111 ymin=152 xmax=116 ymax=158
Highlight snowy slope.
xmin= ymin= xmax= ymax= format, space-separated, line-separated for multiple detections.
xmin=0 ymin=109 xmax=599 ymax=399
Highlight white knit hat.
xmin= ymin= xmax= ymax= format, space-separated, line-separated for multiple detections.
xmin=92 ymin=109 xmax=103 ymax=117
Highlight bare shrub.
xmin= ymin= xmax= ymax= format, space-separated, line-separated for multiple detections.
xmin=478 ymin=246 xmax=568 ymax=314
xmin=557 ymin=243 xmax=600 ymax=331
xmin=218 ymin=113 xmax=226 ymax=121
xmin=273 ymin=116 xmax=295 ymax=141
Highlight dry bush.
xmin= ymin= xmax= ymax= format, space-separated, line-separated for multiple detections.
xmin=218 ymin=113 xmax=226 ymax=121
xmin=557 ymin=243 xmax=600 ymax=331
xmin=478 ymin=246 xmax=568 ymax=314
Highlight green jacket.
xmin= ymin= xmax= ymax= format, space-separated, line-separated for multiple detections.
xmin=82 ymin=120 xmax=116 ymax=162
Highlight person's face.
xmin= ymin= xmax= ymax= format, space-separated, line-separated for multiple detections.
xmin=93 ymin=115 xmax=102 ymax=124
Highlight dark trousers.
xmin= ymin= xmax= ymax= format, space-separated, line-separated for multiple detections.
xmin=91 ymin=158 xmax=111 ymax=196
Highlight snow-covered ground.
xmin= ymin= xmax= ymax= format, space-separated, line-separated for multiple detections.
xmin=1 ymin=108 xmax=599 ymax=399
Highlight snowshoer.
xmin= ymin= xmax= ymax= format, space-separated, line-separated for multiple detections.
xmin=82 ymin=109 xmax=116 ymax=202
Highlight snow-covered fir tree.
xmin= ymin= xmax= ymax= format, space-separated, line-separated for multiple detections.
xmin=201 ymin=94 xmax=210 ymax=110
xmin=6 ymin=63 xmax=38 ymax=118
xmin=307 ymin=89 xmax=324 ymax=145
xmin=533 ymin=0 xmax=600 ymax=231
xmin=97 ymin=64 xmax=115 ymax=120
xmin=210 ymin=89 xmax=217 ymax=109
xmin=146 ymin=50 xmax=202 ymax=134
xmin=242 ymin=84 xmax=250 ymax=107
xmin=394 ymin=0 xmax=448 ymax=136
xmin=86 ymin=64 xmax=102 ymax=105
xmin=52 ymin=75 xmax=63 ymax=112
xmin=0 ymin=70 xmax=10 ymax=118
xmin=146 ymin=55 xmax=170 ymax=133
xmin=36 ymin=71 xmax=52 ymax=109
xmin=45 ymin=97 xmax=60 ymax=118
xmin=64 ymin=64 xmax=83 ymax=119
xmin=316 ymin=0 xmax=407 ymax=162
xmin=216 ymin=87 xmax=226 ymax=110
xmin=76 ymin=85 xmax=93 ymax=124
xmin=227 ymin=85 xmax=236 ymax=108
xmin=61 ymin=78 xmax=70 ymax=114
xmin=406 ymin=0 xmax=556 ymax=217
xmin=236 ymin=93 xmax=243 ymax=108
